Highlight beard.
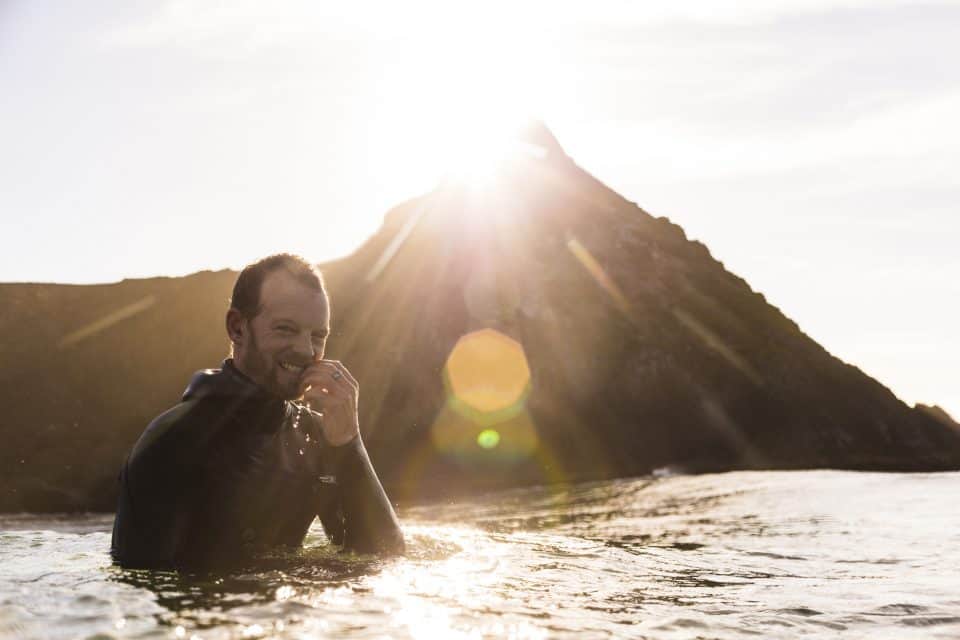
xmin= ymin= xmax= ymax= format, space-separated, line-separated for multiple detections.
xmin=239 ymin=330 xmax=303 ymax=400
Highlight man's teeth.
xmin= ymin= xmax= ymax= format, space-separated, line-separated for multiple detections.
xmin=279 ymin=362 xmax=305 ymax=372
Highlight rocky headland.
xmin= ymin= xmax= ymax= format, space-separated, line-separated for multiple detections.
xmin=2 ymin=125 xmax=958 ymax=511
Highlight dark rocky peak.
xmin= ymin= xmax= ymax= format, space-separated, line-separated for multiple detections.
xmin=319 ymin=127 xmax=960 ymax=500
xmin=916 ymin=404 xmax=959 ymax=429
xmin=2 ymin=127 xmax=957 ymax=512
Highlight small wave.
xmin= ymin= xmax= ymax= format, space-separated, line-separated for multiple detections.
xmin=402 ymin=532 xmax=464 ymax=561
xmin=745 ymin=551 xmax=808 ymax=561
xmin=900 ymin=616 xmax=960 ymax=627
xmin=651 ymin=616 xmax=708 ymax=629
xmin=871 ymin=603 xmax=930 ymax=615
xmin=652 ymin=466 xmax=686 ymax=478
xmin=775 ymin=607 xmax=823 ymax=617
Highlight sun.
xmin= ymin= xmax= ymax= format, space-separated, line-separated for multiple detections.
xmin=439 ymin=116 xmax=551 ymax=189
xmin=358 ymin=11 xmax=556 ymax=200
xmin=367 ymin=93 xmax=546 ymax=196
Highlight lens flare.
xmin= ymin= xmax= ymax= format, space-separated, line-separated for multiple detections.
xmin=566 ymin=236 xmax=630 ymax=315
xmin=431 ymin=404 xmax=538 ymax=465
xmin=444 ymin=329 xmax=531 ymax=418
xmin=433 ymin=329 xmax=539 ymax=466
xmin=476 ymin=429 xmax=501 ymax=449
xmin=58 ymin=295 xmax=156 ymax=348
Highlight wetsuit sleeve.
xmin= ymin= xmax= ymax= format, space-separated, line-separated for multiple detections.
xmin=315 ymin=425 xmax=405 ymax=555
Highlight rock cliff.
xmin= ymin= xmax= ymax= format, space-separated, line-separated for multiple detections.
xmin=2 ymin=127 xmax=957 ymax=511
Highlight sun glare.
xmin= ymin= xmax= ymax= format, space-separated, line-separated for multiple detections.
xmin=442 ymin=118 xmax=547 ymax=188
xmin=368 ymin=94 xmax=546 ymax=197
xmin=360 ymin=8 xmax=556 ymax=199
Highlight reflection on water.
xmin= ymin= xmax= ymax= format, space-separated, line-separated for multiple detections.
xmin=2 ymin=471 xmax=960 ymax=639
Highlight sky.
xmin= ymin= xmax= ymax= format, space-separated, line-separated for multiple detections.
xmin=1 ymin=1 xmax=958 ymax=418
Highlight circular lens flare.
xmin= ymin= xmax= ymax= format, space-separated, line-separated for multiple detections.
xmin=444 ymin=329 xmax=531 ymax=416
xmin=476 ymin=429 xmax=501 ymax=449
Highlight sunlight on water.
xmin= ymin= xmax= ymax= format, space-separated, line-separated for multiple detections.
xmin=2 ymin=471 xmax=960 ymax=639
xmin=364 ymin=526 xmax=550 ymax=639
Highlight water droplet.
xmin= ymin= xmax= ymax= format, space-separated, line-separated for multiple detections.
xmin=298 ymin=448 xmax=304 ymax=456
xmin=305 ymin=433 xmax=311 ymax=442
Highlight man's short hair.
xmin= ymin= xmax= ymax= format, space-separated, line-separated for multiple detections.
xmin=230 ymin=253 xmax=327 ymax=319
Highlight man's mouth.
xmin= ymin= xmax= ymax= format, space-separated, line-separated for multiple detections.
xmin=279 ymin=361 xmax=306 ymax=375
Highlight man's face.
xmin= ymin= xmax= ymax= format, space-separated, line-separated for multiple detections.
xmin=231 ymin=269 xmax=330 ymax=400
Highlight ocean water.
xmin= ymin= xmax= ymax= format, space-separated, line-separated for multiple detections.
xmin=2 ymin=470 xmax=959 ymax=639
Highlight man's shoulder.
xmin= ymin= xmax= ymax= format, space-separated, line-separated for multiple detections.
xmin=130 ymin=397 xmax=207 ymax=460
xmin=147 ymin=398 xmax=207 ymax=436
xmin=131 ymin=390 xmax=247 ymax=467
xmin=136 ymin=364 xmax=239 ymax=446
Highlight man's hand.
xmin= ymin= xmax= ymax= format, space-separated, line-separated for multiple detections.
xmin=301 ymin=360 xmax=360 ymax=447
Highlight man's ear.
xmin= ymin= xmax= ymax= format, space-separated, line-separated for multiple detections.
xmin=225 ymin=308 xmax=246 ymax=346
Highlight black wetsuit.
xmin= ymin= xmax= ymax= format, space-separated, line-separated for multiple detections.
xmin=111 ymin=359 xmax=404 ymax=570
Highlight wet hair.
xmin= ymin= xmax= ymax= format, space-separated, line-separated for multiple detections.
xmin=230 ymin=253 xmax=327 ymax=319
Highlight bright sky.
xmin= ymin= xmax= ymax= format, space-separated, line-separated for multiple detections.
xmin=2 ymin=1 xmax=958 ymax=417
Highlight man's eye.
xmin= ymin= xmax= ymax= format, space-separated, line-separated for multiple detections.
xmin=277 ymin=326 xmax=295 ymax=333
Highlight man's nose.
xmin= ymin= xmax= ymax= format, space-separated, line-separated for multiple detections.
xmin=293 ymin=333 xmax=317 ymax=360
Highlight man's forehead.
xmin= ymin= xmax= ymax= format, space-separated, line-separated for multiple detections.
xmin=259 ymin=270 xmax=329 ymax=323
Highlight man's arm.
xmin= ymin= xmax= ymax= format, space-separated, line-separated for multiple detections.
xmin=302 ymin=360 xmax=405 ymax=555
xmin=317 ymin=433 xmax=405 ymax=554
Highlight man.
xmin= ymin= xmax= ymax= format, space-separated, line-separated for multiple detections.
xmin=111 ymin=254 xmax=404 ymax=569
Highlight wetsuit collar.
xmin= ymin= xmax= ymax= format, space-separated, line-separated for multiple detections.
xmin=182 ymin=359 xmax=292 ymax=433
xmin=183 ymin=358 xmax=279 ymax=403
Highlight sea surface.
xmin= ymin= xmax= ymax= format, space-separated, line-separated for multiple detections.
xmin=2 ymin=470 xmax=959 ymax=639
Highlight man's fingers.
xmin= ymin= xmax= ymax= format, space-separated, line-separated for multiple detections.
xmin=318 ymin=360 xmax=357 ymax=390
xmin=303 ymin=378 xmax=340 ymax=397
xmin=306 ymin=360 xmax=358 ymax=391
xmin=302 ymin=365 xmax=356 ymax=404
xmin=327 ymin=360 xmax=358 ymax=389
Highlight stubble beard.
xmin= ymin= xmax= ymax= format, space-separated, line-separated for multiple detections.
xmin=242 ymin=330 xmax=302 ymax=401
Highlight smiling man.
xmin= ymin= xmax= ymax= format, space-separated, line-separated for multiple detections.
xmin=111 ymin=254 xmax=404 ymax=569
